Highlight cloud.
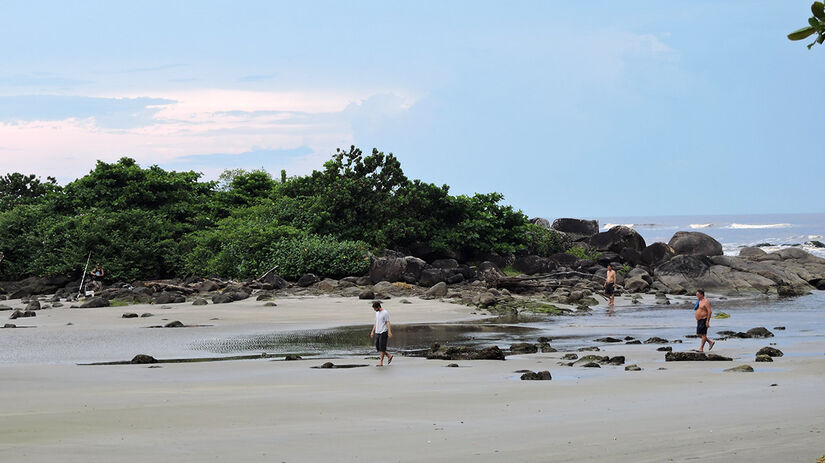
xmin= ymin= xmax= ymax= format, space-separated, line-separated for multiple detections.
xmin=0 ymin=95 xmax=175 ymax=129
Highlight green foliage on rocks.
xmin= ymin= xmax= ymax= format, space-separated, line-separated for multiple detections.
xmin=0 ymin=147 xmax=542 ymax=282
xmin=566 ymin=245 xmax=602 ymax=261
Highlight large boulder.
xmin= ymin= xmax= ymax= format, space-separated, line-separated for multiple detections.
xmin=619 ymin=248 xmax=642 ymax=266
xmin=512 ymin=255 xmax=556 ymax=275
xmin=80 ymin=297 xmax=110 ymax=308
xmin=547 ymin=253 xmax=578 ymax=267
xmin=424 ymin=282 xmax=448 ymax=298
xmin=739 ymin=247 xmax=767 ymax=259
xmin=551 ymin=218 xmax=599 ymax=240
xmin=370 ymin=256 xmax=429 ymax=284
xmin=418 ymin=269 xmax=447 ymax=287
xmin=668 ymin=231 xmax=723 ymax=257
xmin=641 ymin=242 xmax=677 ymax=266
xmin=589 ymin=226 xmax=646 ymax=253
xmin=297 ymin=273 xmax=320 ymax=287
xmin=260 ymin=273 xmax=288 ymax=290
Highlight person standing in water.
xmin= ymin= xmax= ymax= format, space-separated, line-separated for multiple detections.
xmin=370 ymin=301 xmax=393 ymax=366
xmin=694 ymin=289 xmax=715 ymax=352
xmin=604 ymin=264 xmax=616 ymax=307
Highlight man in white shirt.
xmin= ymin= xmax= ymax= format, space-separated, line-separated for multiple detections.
xmin=370 ymin=301 xmax=393 ymax=366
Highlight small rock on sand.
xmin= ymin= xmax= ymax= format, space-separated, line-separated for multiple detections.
xmin=625 ymin=364 xmax=642 ymax=371
xmin=520 ymin=371 xmax=552 ymax=380
xmin=724 ymin=365 xmax=754 ymax=373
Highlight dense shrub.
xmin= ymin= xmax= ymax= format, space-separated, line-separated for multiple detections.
xmin=522 ymin=223 xmax=564 ymax=256
xmin=266 ymin=234 xmax=371 ymax=280
xmin=566 ymin=245 xmax=602 ymax=261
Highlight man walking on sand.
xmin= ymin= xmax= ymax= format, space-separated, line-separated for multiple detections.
xmin=694 ymin=289 xmax=715 ymax=352
xmin=604 ymin=264 xmax=616 ymax=307
xmin=370 ymin=301 xmax=393 ymax=366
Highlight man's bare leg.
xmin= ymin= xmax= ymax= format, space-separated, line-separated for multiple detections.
xmin=377 ymin=352 xmax=385 ymax=366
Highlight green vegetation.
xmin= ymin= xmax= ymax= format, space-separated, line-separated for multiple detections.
xmin=565 ymin=245 xmax=602 ymax=261
xmin=617 ymin=264 xmax=631 ymax=276
xmin=788 ymin=2 xmax=825 ymax=49
xmin=712 ymin=312 xmax=731 ymax=319
xmin=0 ymin=147 xmax=561 ymax=282
xmin=494 ymin=298 xmax=569 ymax=315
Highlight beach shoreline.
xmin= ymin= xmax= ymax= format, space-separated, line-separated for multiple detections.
xmin=1 ymin=294 xmax=824 ymax=462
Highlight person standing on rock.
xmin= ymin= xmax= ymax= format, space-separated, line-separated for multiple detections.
xmin=370 ymin=301 xmax=393 ymax=366
xmin=694 ymin=289 xmax=715 ymax=351
xmin=604 ymin=265 xmax=616 ymax=307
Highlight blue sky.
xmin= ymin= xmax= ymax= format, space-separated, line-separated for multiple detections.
xmin=0 ymin=1 xmax=823 ymax=217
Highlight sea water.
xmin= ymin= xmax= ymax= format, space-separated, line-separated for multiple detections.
xmin=595 ymin=212 xmax=825 ymax=258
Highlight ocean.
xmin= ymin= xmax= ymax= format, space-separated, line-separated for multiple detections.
xmin=593 ymin=212 xmax=825 ymax=259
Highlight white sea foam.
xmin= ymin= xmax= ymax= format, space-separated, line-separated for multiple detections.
xmin=809 ymin=235 xmax=823 ymax=240
xmin=690 ymin=223 xmax=713 ymax=229
xmin=602 ymin=223 xmax=635 ymax=229
xmin=727 ymin=223 xmax=791 ymax=229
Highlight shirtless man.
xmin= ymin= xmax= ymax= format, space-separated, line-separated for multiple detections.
xmin=604 ymin=264 xmax=616 ymax=307
xmin=694 ymin=289 xmax=715 ymax=351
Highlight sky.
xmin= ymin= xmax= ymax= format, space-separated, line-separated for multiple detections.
xmin=0 ymin=0 xmax=823 ymax=218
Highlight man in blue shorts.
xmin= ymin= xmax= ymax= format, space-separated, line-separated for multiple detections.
xmin=370 ymin=301 xmax=393 ymax=366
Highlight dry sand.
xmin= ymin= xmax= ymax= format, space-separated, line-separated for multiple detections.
xmin=1 ymin=295 xmax=823 ymax=462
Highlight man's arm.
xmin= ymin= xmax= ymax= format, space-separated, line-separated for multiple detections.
xmin=370 ymin=319 xmax=376 ymax=338
xmin=386 ymin=321 xmax=392 ymax=338
xmin=705 ymin=301 xmax=712 ymax=327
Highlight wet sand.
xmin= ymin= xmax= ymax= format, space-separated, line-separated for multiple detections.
xmin=1 ymin=294 xmax=824 ymax=462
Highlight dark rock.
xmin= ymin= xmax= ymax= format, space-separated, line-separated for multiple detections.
xmin=547 ymin=252 xmax=579 ymax=267
xmin=431 ymin=258 xmax=459 ymax=269
xmin=668 ymin=231 xmax=723 ymax=257
xmin=426 ymin=344 xmax=506 ymax=360
xmin=739 ymin=247 xmax=767 ymax=258
xmin=358 ymin=290 xmax=375 ymax=300
xmin=665 ymin=351 xmax=732 ymax=361
xmin=773 ymin=326 xmax=786 ymax=330
xmin=164 ymin=321 xmax=184 ymax=328
xmin=318 ymin=362 xmax=335 ymax=368
xmin=594 ymin=337 xmax=622 ymax=343
xmin=509 ymin=343 xmax=538 ymax=354
xmin=122 ymin=313 xmax=138 ymax=318
xmin=263 ymin=302 xmax=277 ymax=307
xmin=211 ymin=291 xmax=250 ymax=304
xmin=625 ymin=364 xmax=642 ymax=371
xmin=297 ymin=273 xmax=320 ymax=287
xmin=3 ymin=323 xmax=17 ymax=328
xmin=260 ymin=272 xmax=288 ymax=289
xmin=520 ymin=370 xmax=552 ymax=380
xmin=756 ymin=346 xmax=783 ymax=357
xmin=418 ymin=268 xmax=447 ymax=287
xmin=619 ymin=248 xmax=643 ymax=266
xmin=589 ymin=226 xmax=646 ymax=253
xmin=625 ymin=340 xmax=642 ymax=345
xmin=512 ymin=255 xmax=556 ymax=275
xmin=446 ymin=363 xmax=459 ymax=368
xmin=192 ymin=298 xmax=208 ymax=306
xmin=608 ymin=356 xmax=625 ymax=365
xmin=140 ymin=313 xmax=153 ymax=317
xmin=644 ymin=337 xmax=669 ymax=344
xmin=657 ymin=346 xmax=673 ymax=352
xmin=747 ymin=327 xmax=774 ymax=338
xmin=26 ymin=300 xmax=41 ymax=311
xmin=198 ymin=280 xmax=220 ymax=292
xmin=755 ymin=354 xmax=773 ymax=362
xmin=539 ymin=342 xmax=556 ymax=353
xmin=153 ymin=291 xmax=183 ymax=305
xmin=445 ymin=273 xmax=465 ymax=284
xmin=130 ymin=354 xmax=158 ymax=364
xmin=551 ymin=218 xmax=599 ymax=238
xmin=561 ymin=353 xmax=578 ymax=360
xmin=284 ymin=354 xmax=302 ymax=361
xmin=581 ymin=362 xmax=601 ymax=368
xmin=578 ymin=346 xmax=600 ymax=352
xmin=641 ymin=242 xmax=677 ymax=266
xmin=80 ymin=297 xmax=110 ymax=308
xmin=724 ymin=365 xmax=754 ymax=372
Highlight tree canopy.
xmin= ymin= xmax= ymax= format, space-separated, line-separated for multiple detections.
xmin=0 ymin=148 xmax=562 ymax=282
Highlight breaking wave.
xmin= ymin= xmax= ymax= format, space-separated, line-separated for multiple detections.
xmin=690 ymin=223 xmax=713 ymax=229
xmin=727 ymin=223 xmax=791 ymax=230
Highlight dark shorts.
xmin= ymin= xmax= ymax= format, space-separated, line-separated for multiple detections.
xmin=605 ymin=283 xmax=614 ymax=296
xmin=375 ymin=331 xmax=389 ymax=352
xmin=696 ymin=319 xmax=708 ymax=335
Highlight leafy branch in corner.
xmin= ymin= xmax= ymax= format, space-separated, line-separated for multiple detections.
xmin=788 ymin=1 xmax=825 ymax=49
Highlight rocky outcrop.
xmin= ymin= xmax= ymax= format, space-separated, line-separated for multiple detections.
xmin=589 ymin=226 xmax=646 ymax=253
xmin=756 ymin=346 xmax=783 ymax=357
xmin=642 ymin=242 xmax=677 ymax=266
xmin=520 ymin=370 xmax=552 ymax=380
xmin=551 ymin=218 xmax=599 ymax=241
xmin=426 ymin=344 xmax=506 ymax=360
xmin=130 ymin=354 xmax=158 ymax=364
xmin=668 ymin=232 xmax=723 ymax=257
xmin=512 ymin=255 xmax=556 ymax=275
xmin=665 ymin=351 xmax=732 ymax=361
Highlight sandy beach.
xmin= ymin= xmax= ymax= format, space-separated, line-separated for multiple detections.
xmin=1 ymin=294 xmax=824 ymax=462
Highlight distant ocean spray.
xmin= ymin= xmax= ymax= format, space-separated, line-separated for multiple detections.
xmin=592 ymin=213 xmax=825 ymax=259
